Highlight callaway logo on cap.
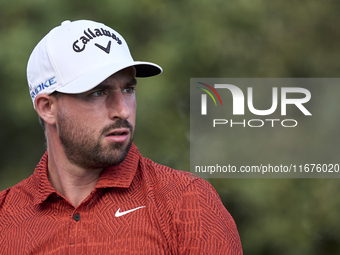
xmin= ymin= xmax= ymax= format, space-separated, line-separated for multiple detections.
xmin=27 ymin=20 xmax=162 ymax=107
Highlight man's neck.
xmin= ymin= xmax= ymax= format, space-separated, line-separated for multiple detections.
xmin=47 ymin=144 xmax=103 ymax=208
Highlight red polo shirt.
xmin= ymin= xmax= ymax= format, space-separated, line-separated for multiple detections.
xmin=0 ymin=143 xmax=242 ymax=254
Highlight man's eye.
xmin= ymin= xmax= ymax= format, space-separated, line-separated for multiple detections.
xmin=123 ymin=87 xmax=136 ymax=93
xmin=91 ymin=90 xmax=105 ymax=96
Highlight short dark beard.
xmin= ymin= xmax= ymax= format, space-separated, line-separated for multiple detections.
xmin=58 ymin=114 xmax=134 ymax=169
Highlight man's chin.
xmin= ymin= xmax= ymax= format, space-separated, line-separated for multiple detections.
xmin=102 ymin=140 xmax=133 ymax=166
xmin=67 ymin=140 xmax=133 ymax=170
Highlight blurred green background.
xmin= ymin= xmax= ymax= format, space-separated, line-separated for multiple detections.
xmin=1 ymin=0 xmax=340 ymax=254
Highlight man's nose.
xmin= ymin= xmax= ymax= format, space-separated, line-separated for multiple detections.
xmin=106 ymin=91 xmax=131 ymax=120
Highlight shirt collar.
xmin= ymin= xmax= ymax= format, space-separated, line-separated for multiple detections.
xmin=32 ymin=152 xmax=56 ymax=205
xmin=95 ymin=143 xmax=140 ymax=189
xmin=32 ymin=143 xmax=141 ymax=205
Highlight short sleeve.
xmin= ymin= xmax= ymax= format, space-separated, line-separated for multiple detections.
xmin=173 ymin=178 xmax=243 ymax=255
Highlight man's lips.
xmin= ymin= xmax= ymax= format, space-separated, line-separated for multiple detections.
xmin=104 ymin=128 xmax=130 ymax=143
xmin=106 ymin=128 xmax=129 ymax=136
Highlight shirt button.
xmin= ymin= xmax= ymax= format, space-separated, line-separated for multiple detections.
xmin=73 ymin=213 xmax=80 ymax=222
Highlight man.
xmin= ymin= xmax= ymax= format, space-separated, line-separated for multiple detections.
xmin=0 ymin=20 xmax=242 ymax=254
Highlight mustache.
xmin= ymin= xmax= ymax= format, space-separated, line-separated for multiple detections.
xmin=101 ymin=119 xmax=133 ymax=135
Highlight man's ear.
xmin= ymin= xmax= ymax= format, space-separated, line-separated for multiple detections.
xmin=34 ymin=93 xmax=58 ymax=125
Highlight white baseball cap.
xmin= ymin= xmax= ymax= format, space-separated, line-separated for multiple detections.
xmin=27 ymin=20 xmax=162 ymax=107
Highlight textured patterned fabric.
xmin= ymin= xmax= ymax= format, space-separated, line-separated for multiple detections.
xmin=0 ymin=143 xmax=242 ymax=254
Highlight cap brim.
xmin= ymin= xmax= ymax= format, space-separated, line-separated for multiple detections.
xmin=134 ymin=61 xmax=162 ymax=77
xmin=56 ymin=61 xmax=162 ymax=94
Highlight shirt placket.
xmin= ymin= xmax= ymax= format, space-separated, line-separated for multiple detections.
xmin=67 ymin=191 xmax=98 ymax=254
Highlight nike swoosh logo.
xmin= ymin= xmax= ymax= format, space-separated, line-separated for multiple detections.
xmin=95 ymin=41 xmax=112 ymax=54
xmin=115 ymin=206 xmax=146 ymax=217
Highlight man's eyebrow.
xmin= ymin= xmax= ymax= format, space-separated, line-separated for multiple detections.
xmin=127 ymin=78 xmax=137 ymax=86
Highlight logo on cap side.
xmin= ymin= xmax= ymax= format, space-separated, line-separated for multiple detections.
xmin=30 ymin=76 xmax=57 ymax=100
xmin=72 ymin=28 xmax=122 ymax=53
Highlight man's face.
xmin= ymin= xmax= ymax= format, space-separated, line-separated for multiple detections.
xmin=55 ymin=67 xmax=137 ymax=169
